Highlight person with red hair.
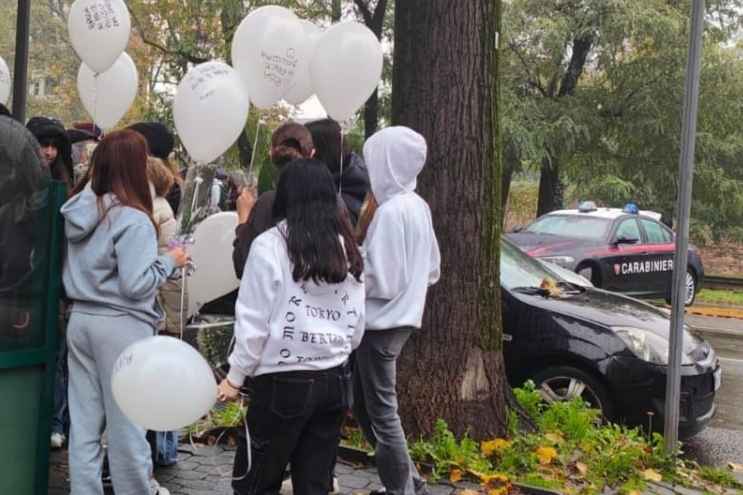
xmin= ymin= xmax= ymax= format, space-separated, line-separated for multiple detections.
xmin=61 ymin=129 xmax=188 ymax=495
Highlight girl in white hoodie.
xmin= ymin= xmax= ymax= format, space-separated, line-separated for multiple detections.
xmin=218 ymin=159 xmax=365 ymax=495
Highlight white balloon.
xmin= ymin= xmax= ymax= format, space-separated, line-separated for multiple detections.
xmin=231 ymin=6 xmax=301 ymax=109
xmin=173 ymin=61 xmax=250 ymax=164
xmin=112 ymin=336 xmax=217 ymax=431
xmin=0 ymin=56 xmax=10 ymax=105
xmin=188 ymin=212 xmax=240 ymax=318
xmin=283 ymin=21 xmax=322 ymax=105
xmin=68 ymin=0 xmax=131 ymax=74
xmin=77 ymin=52 xmax=138 ymax=130
xmin=311 ymin=22 xmax=383 ymax=122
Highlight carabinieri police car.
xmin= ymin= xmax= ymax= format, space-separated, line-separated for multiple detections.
xmin=507 ymin=202 xmax=705 ymax=306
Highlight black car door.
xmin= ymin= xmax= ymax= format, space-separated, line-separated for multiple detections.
xmin=638 ymin=218 xmax=676 ymax=295
xmin=600 ymin=217 xmax=649 ymax=294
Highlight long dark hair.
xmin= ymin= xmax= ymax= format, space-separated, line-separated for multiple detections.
xmin=72 ymin=130 xmax=157 ymax=232
xmin=273 ymin=159 xmax=363 ymax=284
xmin=306 ymin=118 xmax=349 ymax=176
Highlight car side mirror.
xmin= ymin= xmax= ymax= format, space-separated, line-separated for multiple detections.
xmin=511 ymin=225 xmax=524 ymax=233
xmin=614 ymin=236 xmax=639 ymax=246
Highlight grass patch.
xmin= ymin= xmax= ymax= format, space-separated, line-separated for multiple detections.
xmin=696 ymin=289 xmax=743 ymax=307
xmin=408 ymin=381 xmax=739 ymax=494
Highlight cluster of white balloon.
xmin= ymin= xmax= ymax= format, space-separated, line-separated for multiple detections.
xmin=176 ymin=5 xmax=383 ymax=164
xmin=68 ymin=0 xmax=137 ymax=131
xmin=68 ymin=1 xmax=383 ymax=167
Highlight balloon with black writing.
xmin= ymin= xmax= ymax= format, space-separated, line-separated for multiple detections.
xmin=77 ymin=53 xmax=138 ymax=130
xmin=311 ymin=22 xmax=383 ymax=122
xmin=112 ymin=336 xmax=217 ymax=431
xmin=0 ymin=56 xmax=10 ymax=106
xmin=174 ymin=61 xmax=250 ymax=164
xmin=232 ymin=6 xmax=308 ymax=109
xmin=68 ymin=0 xmax=131 ymax=74
xmin=283 ymin=20 xmax=322 ymax=106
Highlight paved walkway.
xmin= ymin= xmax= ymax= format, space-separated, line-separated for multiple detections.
xmin=49 ymin=443 xmax=743 ymax=495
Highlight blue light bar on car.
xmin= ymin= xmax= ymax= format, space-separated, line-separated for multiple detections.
xmin=623 ymin=202 xmax=639 ymax=214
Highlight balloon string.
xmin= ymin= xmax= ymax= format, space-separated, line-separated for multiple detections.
xmin=93 ymin=73 xmax=99 ymax=131
xmin=338 ymin=131 xmax=344 ymax=196
xmin=248 ymin=120 xmax=263 ymax=181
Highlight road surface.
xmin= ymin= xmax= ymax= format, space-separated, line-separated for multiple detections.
xmin=684 ymin=314 xmax=743 ymax=465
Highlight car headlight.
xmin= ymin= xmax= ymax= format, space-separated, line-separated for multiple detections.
xmin=538 ymin=256 xmax=575 ymax=268
xmin=613 ymin=327 xmax=669 ymax=365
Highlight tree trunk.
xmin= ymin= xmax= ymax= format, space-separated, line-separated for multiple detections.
xmin=364 ymin=88 xmax=379 ymax=138
xmin=536 ymin=156 xmax=563 ymax=216
xmin=391 ymin=0 xmax=508 ymax=439
xmin=331 ymin=0 xmax=342 ymax=22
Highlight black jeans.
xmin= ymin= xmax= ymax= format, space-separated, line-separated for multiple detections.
xmin=233 ymin=364 xmax=352 ymax=495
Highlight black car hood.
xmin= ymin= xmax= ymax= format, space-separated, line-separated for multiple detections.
xmin=506 ymin=232 xmax=603 ymax=255
xmin=512 ymin=286 xmax=698 ymax=353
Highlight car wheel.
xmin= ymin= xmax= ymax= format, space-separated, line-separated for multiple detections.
xmin=532 ymin=366 xmax=615 ymax=420
xmin=664 ymin=268 xmax=697 ymax=307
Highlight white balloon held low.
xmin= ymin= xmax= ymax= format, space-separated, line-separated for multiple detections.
xmin=68 ymin=0 xmax=131 ymax=74
xmin=311 ymin=22 xmax=383 ymax=122
xmin=174 ymin=61 xmax=250 ymax=164
xmin=77 ymin=52 xmax=138 ymax=130
xmin=112 ymin=336 xmax=217 ymax=431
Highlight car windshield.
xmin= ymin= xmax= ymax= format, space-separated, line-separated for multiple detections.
xmin=501 ymin=239 xmax=564 ymax=290
xmin=525 ymin=215 xmax=611 ymax=241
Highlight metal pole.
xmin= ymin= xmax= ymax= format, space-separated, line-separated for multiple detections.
xmin=12 ymin=0 xmax=31 ymax=122
xmin=664 ymin=0 xmax=704 ymax=453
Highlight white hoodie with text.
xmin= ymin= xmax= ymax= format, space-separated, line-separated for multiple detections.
xmin=227 ymin=224 xmax=365 ymax=384
xmin=362 ymin=126 xmax=441 ymax=331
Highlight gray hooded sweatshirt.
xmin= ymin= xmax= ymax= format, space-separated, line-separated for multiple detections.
xmin=62 ymin=184 xmax=175 ymax=327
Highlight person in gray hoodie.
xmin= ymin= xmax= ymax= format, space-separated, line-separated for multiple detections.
xmin=61 ymin=129 xmax=188 ymax=495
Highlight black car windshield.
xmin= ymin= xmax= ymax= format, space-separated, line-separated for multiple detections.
xmin=501 ymin=239 xmax=563 ymax=290
xmin=525 ymin=215 xmax=611 ymax=241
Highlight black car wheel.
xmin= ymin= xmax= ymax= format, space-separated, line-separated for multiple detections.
xmin=664 ymin=268 xmax=697 ymax=307
xmin=533 ymin=366 xmax=615 ymax=420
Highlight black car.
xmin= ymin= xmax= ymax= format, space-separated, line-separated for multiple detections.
xmin=501 ymin=238 xmax=720 ymax=438
xmin=506 ymin=203 xmax=705 ymax=306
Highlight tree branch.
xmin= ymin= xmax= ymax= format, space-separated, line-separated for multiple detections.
xmin=127 ymin=4 xmax=209 ymax=65
xmin=508 ymin=41 xmax=548 ymax=97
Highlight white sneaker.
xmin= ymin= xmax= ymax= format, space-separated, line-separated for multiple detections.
xmin=150 ymin=479 xmax=170 ymax=495
xmin=331 ymin=476 xmax=340 ymax=494
xmin=50 ymin=432 xmax=66 ymax=449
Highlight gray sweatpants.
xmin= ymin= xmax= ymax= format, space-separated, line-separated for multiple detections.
xmin=67 ymin=310 xmax=155 ymax=495
xmin=353 ymin=327 xmax=426 ymax=495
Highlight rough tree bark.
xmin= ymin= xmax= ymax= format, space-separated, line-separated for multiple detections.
xmin=354 ymin=0 xmax=389 ymax=138
xmin=392 ymin=0 xmax=508 ymax=438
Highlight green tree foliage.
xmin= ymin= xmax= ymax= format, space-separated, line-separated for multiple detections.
xmin=503 ymin=0 xmax=743 ymax=238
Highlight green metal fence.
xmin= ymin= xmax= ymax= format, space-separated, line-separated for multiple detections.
xmin=0 ymin=182 xmax=65 ymax=495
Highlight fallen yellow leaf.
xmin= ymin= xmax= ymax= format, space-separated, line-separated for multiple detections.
xmin=457 ymin=490 xmax=479 ymax=495
xmin=628 ymin=490 xmax=641 ymax=495
xmin=481 ymin=473 xmax=510 ymax=486
xmin=450 ymin=469 xmax=463 ymax=483
xmin=730 ymin=463 xmax=743 ymax=473
xmin=536 ymin=446 xmax=558 ymax=465
xmin=488 ymin=488 xmax=509 ymax=495
xmin=575 ymin=461 xmax=588 ymax=477
xmin=481 ymin=438 xmax=512 ymax=456
xmin=641 ymin=469 xmax=663 ymax=482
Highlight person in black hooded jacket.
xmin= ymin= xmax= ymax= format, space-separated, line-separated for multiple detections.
xmin=27 ymin=116 xmax=74 ymax=194
xmin=306 ymin=118 xmax=370 ymax=224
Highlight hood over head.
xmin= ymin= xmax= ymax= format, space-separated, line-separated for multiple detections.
xmin=26 ymin=116 xmax=73 ymax=185
xmin=363 ymin=126 xmax=427 ymax=205
xmin=0 ymin=116 xmax=48 ymax=218
xmin=61 ymin=184 xmax=117 ymax=243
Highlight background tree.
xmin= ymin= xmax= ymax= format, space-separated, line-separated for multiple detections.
xmin=392 ymin=0 xmax=508 ymax=438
